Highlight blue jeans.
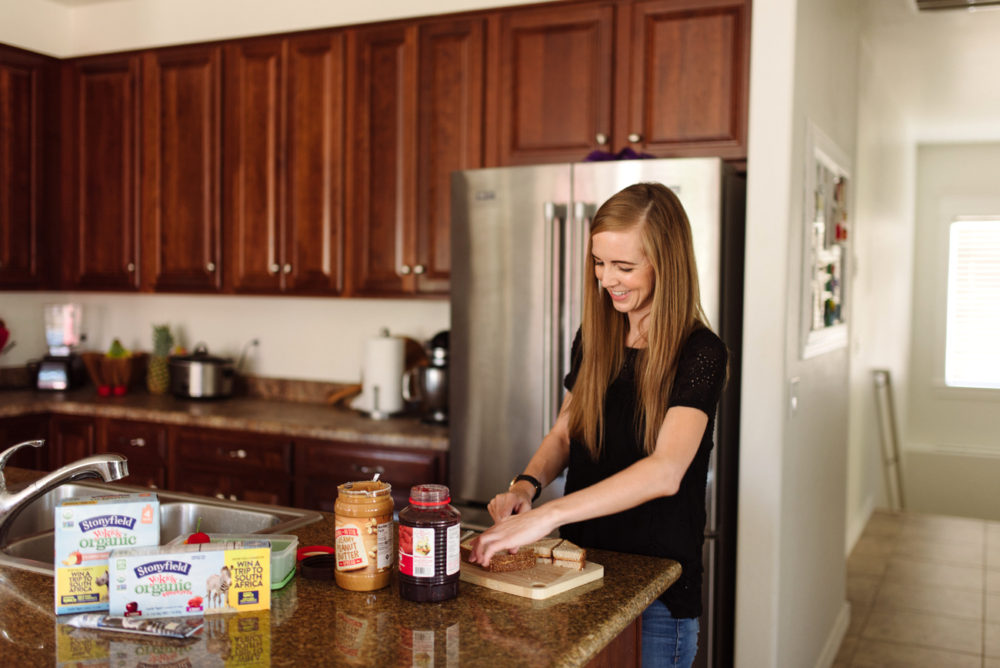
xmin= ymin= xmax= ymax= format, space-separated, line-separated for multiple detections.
xmin=641 ymin=599 xmax=700 ymax=668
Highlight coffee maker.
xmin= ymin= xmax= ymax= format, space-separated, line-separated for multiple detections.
xmin=404 ymin=331 xmax=449 ymax=425
xmin=36 ymin=303 xmax=86 ymax=391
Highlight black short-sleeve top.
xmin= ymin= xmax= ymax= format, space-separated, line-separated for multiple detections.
xmin=560 ymin=326 xmax=727 ymax=619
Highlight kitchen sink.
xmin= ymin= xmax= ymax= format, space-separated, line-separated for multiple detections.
xmin=0 ymin=481 xmax=323 ymax=576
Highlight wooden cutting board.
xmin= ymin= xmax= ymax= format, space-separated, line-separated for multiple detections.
xmin=460 ymin=560 xmax=604 ymax=600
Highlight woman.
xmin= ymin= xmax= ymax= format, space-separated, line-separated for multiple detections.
xmin=469 ymin=182 xmax=728 ymax=668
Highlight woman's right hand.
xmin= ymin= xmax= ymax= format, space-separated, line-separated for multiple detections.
xmin=487 ymin=490 xmax=532 ymax=522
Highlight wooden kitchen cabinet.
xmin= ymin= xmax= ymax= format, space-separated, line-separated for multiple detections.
xmin=223 ymin=31 xmax=346 ymax=295
xmin=61 ymin=53 xmax=142 ymax=290
xmin=0 ymin=45 xmax=52 ymax=289
xmin=48 ymin=415 xmax=96 ymax=469
xmin=98 ymin=418 xmax=168 ymax=489
xmin=171 ymin=426 xmax=292 ymax=505
xmin=295 ymin=438 xmax=448 ymax=512
xmin=488 ymin=2 xmax=614 ymax=166
xmin=0 ymin=414 xmax=49 ymax=470
xmin=140 ymin=44 xmax=223 ymax=292
xmin=345 ymin=17 xmax=483 ymax=296
xmin=617 ymin=0 xmax=749 ymax=159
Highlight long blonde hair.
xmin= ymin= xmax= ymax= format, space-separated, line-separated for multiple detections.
xmin=567 ymin=182 xmax=709 ymax=458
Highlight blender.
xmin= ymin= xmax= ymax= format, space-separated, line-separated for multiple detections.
xmin=37 ymin=303 xmax=86 ymax=391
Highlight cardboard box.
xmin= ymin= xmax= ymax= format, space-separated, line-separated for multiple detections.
xmin=109 ymin=541 xmax=271 ymax=618
xmin=54 ymin=492 xmax=160 ymax=614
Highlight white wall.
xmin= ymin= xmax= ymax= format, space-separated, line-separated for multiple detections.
xmin=0 ymin=0 xmax=553 ymax=57
xmin=0 ymin=292 xmax=449 ymax=383
xmin=845 ymin=26 xmax=917 ymax=550
xmin=905 ymin=143 xmax=1000 ymax=520
xmin=737 ymin=0 xmax=860 ymax=666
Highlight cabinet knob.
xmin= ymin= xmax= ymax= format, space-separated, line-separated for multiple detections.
xmin=229 ymin=494 xmax=238 ymax=501
xmin=627 ymin=132 xmax=643 ymax=143
xmin=127 ymin=262 xmax=135 ymax=272
xmin=595 ymin=132 xmax=608 ymax=146
xmin=413 ymin=264 xmax=426 ymax=275
xmin=283 ymin=264 xmax=292 ymax=274
xmin=129 ymin=438 xmax=145 ymax=447
xmin=229 ymin=448 xmax=247 ymax=459
xmin=269 ymin=263 xmax=280 ymax=274
xmin=399 ymin=265 xmax=412 ymax=275
xmin=215 ymin=492 xmax=226 ymax=500
xmin=150 ymin=484 xmax=158 ymax=489
xmin=353 ymin=464 xmax=386 ymax=476
xmin=206 ymin=262 xmax=216 ymax=272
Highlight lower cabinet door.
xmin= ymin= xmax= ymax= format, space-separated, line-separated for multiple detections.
xmin=173 ymin=467 xmax=291 ymax=506
xmin=100 ymin=419 xmax=168 ymax=488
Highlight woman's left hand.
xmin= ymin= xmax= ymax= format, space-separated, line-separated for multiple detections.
xmin=468 ymin=505 xmax=558 ymax=568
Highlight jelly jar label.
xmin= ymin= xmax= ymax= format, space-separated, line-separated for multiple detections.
xmin=398 ymin=526 xmax=436 ymax=578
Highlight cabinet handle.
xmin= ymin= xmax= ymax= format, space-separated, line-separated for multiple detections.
xmin=627 ymin=132 xmax=643 ymax=143
xmin=283 ymin=264 xmax=292 ymax=274
xmin=229 ymin=494 xmax=238 ymax=501
xmin=595 ymin=132 xmax=608 ymax=146
xmin=269 ymin=263 xmax=280 ymax=274
xmin=228 ymin=449 xmax=247 ymax=459
xmin=127 ymin=262 xmax=136 ymax=272
xmin=206 ymin=262 xmax=216 ymax=272
xmin=150 ymin=484 xmax=158 ymax=489
xmin=353 ymin=464 xmax=385 ymax=476
xmin=413 ymin=264 xmax=426 ymax=275
xmin=215 ymin=492 xmax=226 ymax=500
xmin=399 ymin=265 xmax=412 ymax=275
xmin=129 ymin=438 xmax=146 ymax=447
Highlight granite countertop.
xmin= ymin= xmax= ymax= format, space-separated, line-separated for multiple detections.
xmin=0 ymin=388 xmax=448 ymax=451
xmin=0 ymin=469 xmax=681 ymax=667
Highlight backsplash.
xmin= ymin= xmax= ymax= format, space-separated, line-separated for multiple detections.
xmin=0 ymin=292 xmax=449 ymax=385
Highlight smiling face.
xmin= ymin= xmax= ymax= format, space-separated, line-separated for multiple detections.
xmin=591 ymin=226 xmax=655 ymax=325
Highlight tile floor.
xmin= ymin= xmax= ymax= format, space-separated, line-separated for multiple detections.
xmin=834 ymin=509 xmax=1000 ymax=667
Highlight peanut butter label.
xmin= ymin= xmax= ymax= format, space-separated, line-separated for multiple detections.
xmin=335 ymin=524 xmax=369 ymax=571
xmin=335 ymin=514 xmax=393 ymax=575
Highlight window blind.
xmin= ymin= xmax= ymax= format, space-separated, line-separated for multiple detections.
xmin=945 ymin=219 xmax=1000 ymax=388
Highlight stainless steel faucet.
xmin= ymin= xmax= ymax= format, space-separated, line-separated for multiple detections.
xmin=0 ymin=439 xmax=129 ymax=545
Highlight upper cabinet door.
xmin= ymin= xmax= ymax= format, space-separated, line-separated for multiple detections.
xmin=620 ymin=0 xmax=749 ymax=158
xmin=414 ymin=18 xmax=485 ymax=295
xmin=65 ymin=54 xmax=141 ymax=290
xmin=491 ymin=2 xmax=614 ymax=166
xmin=283 ymin=31 xmax=345 ymax=295
xmin=141 ymin=45 xmax=223 ymax=292
xmin=224 ymin=37 xmax=284 ymax=293
xmin=345 ymin=25 xmax=417 ymax=296
xmin=0 ymin=48 xmax=48 ymax=289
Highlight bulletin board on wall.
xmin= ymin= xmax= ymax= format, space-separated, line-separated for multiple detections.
xmin=801 ymin=122 xmax=851 ymax=359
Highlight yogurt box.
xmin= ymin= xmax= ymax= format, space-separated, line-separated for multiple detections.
xmin=54 ymin=492 xmax=160 ymax=614
xmin=108 ymin=541 xmax=271 ymax=618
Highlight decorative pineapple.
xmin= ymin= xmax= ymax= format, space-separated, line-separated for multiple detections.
xmin=146 ymin=324 xmax=174 ymax=395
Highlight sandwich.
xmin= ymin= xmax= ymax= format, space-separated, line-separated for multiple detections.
xmin=551 ymin=539 xmax=587 ymax=570
xmin=526 ymin=537 xmax=563 ymax=565
xmin=460 ymin=533 xmax=535 ymax=573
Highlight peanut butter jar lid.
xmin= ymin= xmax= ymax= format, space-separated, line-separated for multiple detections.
xmin=337 ymin=480 xmax=392 ymax=497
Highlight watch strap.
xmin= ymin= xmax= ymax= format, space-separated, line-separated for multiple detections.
xmin=511 ymin=474 xmax=542 ymax=502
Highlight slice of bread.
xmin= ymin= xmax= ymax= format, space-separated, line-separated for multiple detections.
xmin=459 ymin=533 xmax=535 ymax=573
xmin=552 ymin=558 xmax=585 ymax=571
xmin=551 ymin=539 xmax=586 ymax=567
xmin=529 ymin=537 xmax=563 ymax=558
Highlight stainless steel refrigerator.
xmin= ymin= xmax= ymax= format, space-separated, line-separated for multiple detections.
xmin=450 ymin=157 xmax=744 ymax=668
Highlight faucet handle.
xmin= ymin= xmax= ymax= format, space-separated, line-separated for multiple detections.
xmin=0 ymin=440 xmax=46 ymax=491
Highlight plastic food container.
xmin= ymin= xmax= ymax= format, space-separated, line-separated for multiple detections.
xmin=167 ymin=533 xmax=298 ymax=589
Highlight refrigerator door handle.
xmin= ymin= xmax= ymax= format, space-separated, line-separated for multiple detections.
xmin=563 ymin=201 xmax=597 ymax=391
xmin=543 ymin=201 xmax=568 ymax=436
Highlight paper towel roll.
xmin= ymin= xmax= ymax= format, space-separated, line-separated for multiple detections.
xmin=358 ymin=331 xmax=405 ymax=418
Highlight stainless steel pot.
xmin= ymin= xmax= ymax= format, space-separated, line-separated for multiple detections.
xmin=169 ymin=344 xmax=235 ymax=399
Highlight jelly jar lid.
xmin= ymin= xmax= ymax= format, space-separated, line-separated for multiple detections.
xmin=408 ymin=484 xmax=450 ymax=506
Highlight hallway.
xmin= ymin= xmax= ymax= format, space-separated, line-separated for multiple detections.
xmin=834 ymin=510 xmax=1000 ymax=666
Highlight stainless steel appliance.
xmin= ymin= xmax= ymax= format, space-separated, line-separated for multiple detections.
xmin=36 ymin=304 xmax=86 ymax=391
xmin=450 ymin=158 xmax=744 ymax=668
xmin=169 ymin=344 xmax=235 ymax=399
xmin=403 ymin=331 xmax=449 ymax=425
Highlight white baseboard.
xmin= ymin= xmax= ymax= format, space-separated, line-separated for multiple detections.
xmin=846 ymin=495 xmax=875 ymax=556
xmin=815 ymin=602 xmax=851 ymax=668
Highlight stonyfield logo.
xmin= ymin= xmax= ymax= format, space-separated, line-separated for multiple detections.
xmin=79 ymin=514 xmax=137 ymax=533
xmin=134 ymin=560 xmax=193 ymax=578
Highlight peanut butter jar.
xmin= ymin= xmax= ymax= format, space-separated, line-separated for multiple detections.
xmin=334 ymin=481 xmax=394 ymax=591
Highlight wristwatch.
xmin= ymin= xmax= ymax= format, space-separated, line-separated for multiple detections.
xmin=509 ymin=474 xmax=542 ymax=502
